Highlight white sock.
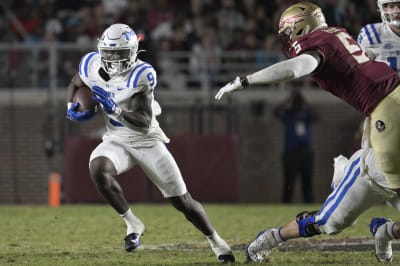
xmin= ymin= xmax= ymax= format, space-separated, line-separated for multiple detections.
xmin=120 ymin=209 xmax=145 ymax=236
xmin=274 ymin=227 xmax=284 ymax=243
xmin=206 ymin=231 xmax=231 ymax=256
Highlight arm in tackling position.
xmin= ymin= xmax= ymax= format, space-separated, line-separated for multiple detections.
xmin=215 ymin=51 xmax=321 ymax=100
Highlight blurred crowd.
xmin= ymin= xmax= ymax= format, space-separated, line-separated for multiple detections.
xmin=5 ymin=0 xmax=381 ymax=45
xmin=1 ymin=0 xmax=382 ymax=89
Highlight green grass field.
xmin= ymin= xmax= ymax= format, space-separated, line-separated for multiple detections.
xmin=0 ymin=204 xmax=398 ymax=265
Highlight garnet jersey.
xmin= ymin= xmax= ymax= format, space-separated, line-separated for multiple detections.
xmin=358 ymin=22 xmax=400 ymax=75
xmin=79 ymin=52 xmax=169 ymax=147
xmin=289 ymin=27 xmax=400 ymax=115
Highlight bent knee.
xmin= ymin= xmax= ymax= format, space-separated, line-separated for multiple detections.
xmin=89 ymin=157 xmax=117 ymax=181
xmin=168 ymin=193 xmax=194 ymax=212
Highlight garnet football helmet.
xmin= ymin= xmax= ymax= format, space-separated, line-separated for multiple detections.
xmin=378 ymin=0 xmax=400 ymax=27
xmin=97 ymin=24 xmax=139 ymax=76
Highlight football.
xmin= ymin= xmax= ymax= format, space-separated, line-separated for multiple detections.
xmin=73 ymin=86 xmax=98 ymax=112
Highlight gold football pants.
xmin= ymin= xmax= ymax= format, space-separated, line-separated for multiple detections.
xmin=370 ymin=85 xmax=400 ymax=189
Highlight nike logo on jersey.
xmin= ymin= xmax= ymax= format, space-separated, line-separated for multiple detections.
xmin=117 ymin=87 xmax=124 ymax=91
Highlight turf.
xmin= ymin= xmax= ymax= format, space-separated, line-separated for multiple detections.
xmin=0 ymin=204 xmax=398 ymax=265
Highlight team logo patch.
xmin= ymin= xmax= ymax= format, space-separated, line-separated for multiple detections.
xmin=375 ymin=120 xmax=386 ymax=132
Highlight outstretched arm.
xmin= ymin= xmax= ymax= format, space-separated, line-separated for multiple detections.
xmin=247 ymin=51 xmax=320 ymax=84
xmin=215 ymin=51 xmax=321 ymax=100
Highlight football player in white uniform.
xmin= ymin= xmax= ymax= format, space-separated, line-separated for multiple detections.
xmin=357 ymin=0 xmax=400 ymax=74
xmin=245 ymin=146 xmax=400 ymax=263
xmin=65 ymin=24 xmax=235 ymax=263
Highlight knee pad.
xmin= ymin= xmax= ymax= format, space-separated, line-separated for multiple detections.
xmin=296 ymin=210 xmax=321 ymax=237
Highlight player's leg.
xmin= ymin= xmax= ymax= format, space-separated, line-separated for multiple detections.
xmin=369 ymin=217 xmax=395 ymax=262
xmin=167 ymin=193 xmax=234 ymax=263
xmin=247 ymin=149 xmax=386 ymax=262
xmin=316 ymin=151 xmax=384 ymax=234
xmin=369 ymin=93 xmax=400 ymax=261
xmin=370 ymin=90 xmax=400 ymax=190
xmin=89 ymin=157 xmax=126 ymax=213
xmin=246 ymin=211 xmax=318 ymax=262
xmin=372 ymin=220 xmax=400 ymax=262
xmin=137 ymin=142 xmax=235 ymax=263
xmin=375 ymin=200 xmax=400 ymax=261
xmin=89 ymin=141 xmax=145 ymax=251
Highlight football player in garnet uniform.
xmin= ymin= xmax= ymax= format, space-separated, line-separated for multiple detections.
xmin=66 ymin=23 xmax=234 ymax=263
xmin=215 ymin=2 xmax=400 ymax=263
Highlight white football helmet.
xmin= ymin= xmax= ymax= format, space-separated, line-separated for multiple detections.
xmin=378 ymin=0 xmax=400 ymax=27
xmin=97 ymin=23 xmax=139 ymax=76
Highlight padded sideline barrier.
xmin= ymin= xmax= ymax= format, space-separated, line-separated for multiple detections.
xmin=63 ymin=135 xmax=239 ymax=203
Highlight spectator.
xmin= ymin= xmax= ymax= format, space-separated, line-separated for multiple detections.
xmin=146 ymin=0 xmax=176 ymax=32
xmin=157 ymin=37 xmax=187 ymax=91
xmin=273 ymin=90 xmax=318 ymax=203
xmin=256 ymin=34 xmax=282 ymax=67
xmin=189 ymin=28 xmax=222 ymax=88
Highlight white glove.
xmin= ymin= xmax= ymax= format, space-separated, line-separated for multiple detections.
xmin=215 ymin=76 xmax=243 ymax=100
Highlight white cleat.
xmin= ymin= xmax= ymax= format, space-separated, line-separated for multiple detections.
xmin=246 ymin=228 xmax=281 ymax=262
xmin=208 ymin=234 xmax=235 ymax=263
xmin=370 ymin=217 xmax=393 ymax=262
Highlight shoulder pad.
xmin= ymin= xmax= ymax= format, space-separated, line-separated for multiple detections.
xmin=125 ymin=62 xmax=157 ymax=91
xmin=79 ymin=52 xmax=100 ymax=81
xmin=358 ymin=23 xmax=383 ymax=46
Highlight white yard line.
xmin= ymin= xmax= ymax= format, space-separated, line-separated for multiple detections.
xmin=138 ymin=238 xmax=400 ymax=252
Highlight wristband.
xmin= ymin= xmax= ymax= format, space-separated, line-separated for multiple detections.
xmin=240 ymin=76 xmax=249 ymax=87
xmin=108 ymin=106 xmax=123 ymax=122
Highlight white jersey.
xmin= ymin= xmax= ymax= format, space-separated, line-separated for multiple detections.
xmin=357 ymin=22 xmax=400 ymax=75
xmin=316 ymin=148 xmax=399 ymax=234
xmin=79 ymin=52 xmax=169 ymax=147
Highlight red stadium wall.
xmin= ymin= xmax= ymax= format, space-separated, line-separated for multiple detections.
xmin=63 ymin=135 xmax=239 ymax=203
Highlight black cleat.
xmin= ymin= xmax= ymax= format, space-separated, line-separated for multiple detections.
xmin=218 ymin=253 xmax=235 ymax=263
xmin=124 ymin=233 xmax=141 ymax=252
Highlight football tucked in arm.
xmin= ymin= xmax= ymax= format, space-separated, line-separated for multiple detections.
xmin=72 ymin=86 xmax=98 ymax=112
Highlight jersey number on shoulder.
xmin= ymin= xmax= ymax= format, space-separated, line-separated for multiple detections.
xmin=335 ymin=32 xmax=369 ymax=64
xmin=147 ymin=72 xmax=155 ymax=87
